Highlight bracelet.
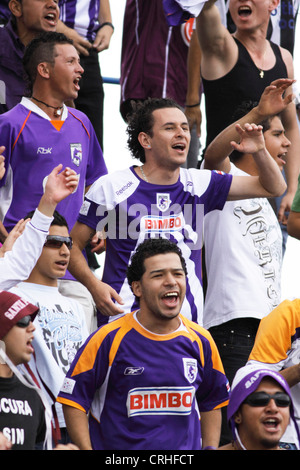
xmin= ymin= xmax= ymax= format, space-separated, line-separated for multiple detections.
xmin=99 ymin=22 xmax=114 ymax=31
xmin=185 ymin=102 xmax=200 ymax=108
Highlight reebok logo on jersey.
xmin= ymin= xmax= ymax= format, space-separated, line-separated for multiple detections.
xmin=37 ymin=147 xmax=52 ymax=154
xmin=124 ymin=367 xmax=144 ymax=375
xmin=127 ymin=386 xmax=195 ymax=417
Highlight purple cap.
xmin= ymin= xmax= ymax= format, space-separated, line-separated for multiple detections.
xmin=228 ymin=365 xmax=300 ymax=448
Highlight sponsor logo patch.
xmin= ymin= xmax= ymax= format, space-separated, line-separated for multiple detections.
xmin=127 ymin=386 xmax=195 ymax=417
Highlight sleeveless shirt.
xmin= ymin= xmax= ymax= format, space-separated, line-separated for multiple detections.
xmin=202 ymin=37 xmax=288 ymax=147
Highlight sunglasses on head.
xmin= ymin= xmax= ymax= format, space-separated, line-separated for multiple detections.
xmin=243 ymin=391 xmax=291 ymax=408
xmin=44 ymin=235 xmax=73 ymax=250
xmin=16 ymin=315 xmax=32 ymax=328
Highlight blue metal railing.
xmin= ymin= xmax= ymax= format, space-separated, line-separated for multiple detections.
xmin=102 ymin=77 xmax=120 ymax=85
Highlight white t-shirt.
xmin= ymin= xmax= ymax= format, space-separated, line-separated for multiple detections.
xmin=11 ymin=282 xmax=89 ymax=428
xmin=203 ymin=163 xmax=282 ymax=329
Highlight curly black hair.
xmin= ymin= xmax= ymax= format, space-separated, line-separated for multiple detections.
xmin=126 ymin=237 xmax=187 ymax=290
xmin=126 ymin=97 xmax=182 ymax=163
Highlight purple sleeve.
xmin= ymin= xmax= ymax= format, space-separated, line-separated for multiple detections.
xmin=85 ymin=126 xmax=107 ymax=187
xmin=203 ymin=170 xmax=233 ymax=215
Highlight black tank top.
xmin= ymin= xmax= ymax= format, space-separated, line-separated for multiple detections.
xmin=202 ymin=37 xmax=288 ymax=147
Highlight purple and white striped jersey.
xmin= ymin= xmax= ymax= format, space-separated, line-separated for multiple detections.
xmin=78 ymin=166 xmax=232 ymax=325
xmin=59 ymin=0 xmax=101 ymax=42
xmin=57 ymin=311 xmax=230 ymax=450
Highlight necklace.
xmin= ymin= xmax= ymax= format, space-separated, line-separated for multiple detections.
xmin=31 ymin=96 xmax=63 ymax=117
xmin=257 ymin=41 xmax=268 ymax=79
xmin=140 ymin=165 xmax=149 ymax=182
xmin=234 ymin=35 xmax=267 ymax=79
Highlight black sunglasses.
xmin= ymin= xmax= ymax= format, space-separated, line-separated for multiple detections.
xmin=44 ymin=235 xmax=73 ymax=250
xmin=244 ymin=391 xmax=291 ymax=408
xmin=16 ymin=315 xmax=32 ymax=328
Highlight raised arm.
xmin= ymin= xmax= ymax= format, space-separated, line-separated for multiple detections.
xmin=196 ymin=0 xmax=237 ymax=80
xmin=227 ymin=123 xmax=286 ymax=200
xmin=185 ymin=30 xmax=202 ymax=137
xmin=0 ymin=165 xmax=79 ymax=290
xmin=204 ymin=78 xmax=294 ymax=172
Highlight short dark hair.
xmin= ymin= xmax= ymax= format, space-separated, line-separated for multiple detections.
xmin=127 ymin=238 xmax=187 ymax=289
xmin=23 ymin=31 xmax=73 ymax=95
xmin=126 ymin=97 xmax=182 ymax=163
xmin=25 ymin=210 xmax=69 ymax=229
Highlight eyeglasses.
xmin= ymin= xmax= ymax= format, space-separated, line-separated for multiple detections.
xmin=16 ymin=315 xmax=32 ymax=328
xmin=44 ymin=235 xmax=73 ymax=250
xmin=243 ymin=391 xmax=291 ymax=408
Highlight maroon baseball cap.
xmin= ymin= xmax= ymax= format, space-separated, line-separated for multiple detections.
xmin=0 ymin=291 xmax=39 ymax=340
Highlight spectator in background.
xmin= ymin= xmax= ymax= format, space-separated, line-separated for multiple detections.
xmin=219 ymin=365 xmax=300 ymax=450
xmin=57 ymin=0 xmax=114 ymax=149
xmin=0 ymin=0 xmax=60 ymax=114
xmin=10 ymin=210 xmax=89 ymax=446
xmin=0 ymin=163 xmax=79 ymax=291
xmin=120 ymin=0 xmax=200 ymax=168
xmin=0 ymin=32 xmax=107 ymax=332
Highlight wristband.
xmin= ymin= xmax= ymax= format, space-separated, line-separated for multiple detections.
xmin=185 ymin=102 xmax=200 ymax=108
xmin=99 ymin=22 xmax=114 ymax=31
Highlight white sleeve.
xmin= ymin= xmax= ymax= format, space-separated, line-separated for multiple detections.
xmin=0 ymin=209 xmax=53 ymax=290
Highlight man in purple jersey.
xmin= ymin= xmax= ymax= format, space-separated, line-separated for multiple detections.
xmin=67 ymin=97 xmax=286 ymax=326
xmin=57 ymin=238 xmax=230 ymax=450
xmin=0 ymin=32 xmax=107 ymax=331
xmin=0 ymin=0 xmax=60 ymax=114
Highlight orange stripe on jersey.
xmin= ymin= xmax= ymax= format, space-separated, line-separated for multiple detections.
xmin=71 ymin=316 xmax=126 ymax=376
xmin=56 ymin=396 xmax=86 ymax=413
xmin=50 ymin=120 xmax=65 ymax=131
xmin=68 ymin=110 xmax=90 ymax=138
xmin=249 ymin=299 xmax=300 ymax=365
xmin=12 ymin=110 xmax=31 ymax=152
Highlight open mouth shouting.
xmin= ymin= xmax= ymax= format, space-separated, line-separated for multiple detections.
xmin=238 ymin=5 xmax=252 ymax=17
xmin=73 ymin=77 xmax=81 ymax=92
xmin=44 ymin=12 xmax=58 ymax=28
xmin=161 ymin=291 xmax=180 ymax=308
xmin=172 ymin=142 xmax=186 ymax=154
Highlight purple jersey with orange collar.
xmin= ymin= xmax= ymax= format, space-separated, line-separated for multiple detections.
xmin=57 ymin=312 xmax=229 ymax=450
xmin=0 ymin=103 xmax=107 ymax=233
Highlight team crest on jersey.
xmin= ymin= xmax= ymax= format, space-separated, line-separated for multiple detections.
xmin=183 ymin=358 xmax=197 ymax=384
xmin=70 ymin=143 xmax=82 ymax=166
xmin=156 ymin=193 xmax=171 ymax=212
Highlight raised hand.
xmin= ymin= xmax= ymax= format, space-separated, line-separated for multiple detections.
xmin=230 ymin=123 xmax=265 ymax=155
xmin=257 ymin=78 xmax=295 ymax=118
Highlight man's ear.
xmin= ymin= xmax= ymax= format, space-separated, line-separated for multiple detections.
xmin=268 ymin=0 xmax=280 ymax=13
xmin=37 ymin=62 xmax=51 ymax=80
xmin=131 ymin=280 xmax=142 ymax=299
xmin=138 ymin=132 xmax=151 ymax=150
xmin=234 ymin=411 xmax=242 ymax=424
xmin=9 ymin=0 xmax=22 ymax=18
